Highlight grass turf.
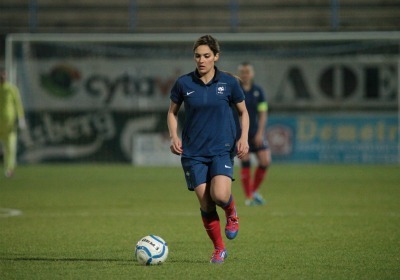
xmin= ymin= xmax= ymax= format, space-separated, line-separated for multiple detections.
xmin=0 ymin=164 xmax=399 ymax=279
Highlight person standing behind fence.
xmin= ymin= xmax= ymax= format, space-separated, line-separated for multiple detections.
xmin=237 ymin=62 xmax=271 ymax=206
xmin=167 ymin=35 xmax=249 ymax=263
xmin=0 ymin=69 xmax=26 ymax=178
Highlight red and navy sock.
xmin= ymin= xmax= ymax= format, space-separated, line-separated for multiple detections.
xmin=219 ymin=194 xmax=237 ymax=219
xmin=253 ymin=165 xmax=268 ymax=193
xmin=200 ymin=209 xmax=225 ymax=250
xmin=240 ymin=161 xmax=252 ymax=199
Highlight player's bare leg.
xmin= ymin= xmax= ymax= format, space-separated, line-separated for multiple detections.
xmin=211 ymin=175 xmax=239 ymax=240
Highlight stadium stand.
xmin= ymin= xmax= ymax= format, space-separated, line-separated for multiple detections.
xmin=0 ymin=0 xmax=399 ymax=60
xmin=1 ymin=0 xmax=399 ymax=33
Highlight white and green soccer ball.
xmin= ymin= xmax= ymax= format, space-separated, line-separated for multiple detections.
xmin=135 ymin=235 xmax=169 ymax=265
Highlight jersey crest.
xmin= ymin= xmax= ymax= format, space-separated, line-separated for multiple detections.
xmin=216 ymin=83 xmax=227 ymax=95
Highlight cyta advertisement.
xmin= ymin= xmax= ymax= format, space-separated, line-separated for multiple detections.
xmin=13 ymin=56 xmax=399 ymax=164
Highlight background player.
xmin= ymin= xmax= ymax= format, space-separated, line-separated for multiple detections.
xmin=167 ymin=35 xmax=249 ymax=263
xmin=0 ymin=69 xmax=26 ymax=177
xmin=237 ymin=62 xmax=271 ymax=206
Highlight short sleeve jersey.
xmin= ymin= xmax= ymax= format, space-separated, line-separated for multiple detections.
xmin=233 ymin=83 xmax=267 ymax=140
xmin=244 ymin=84 xmax=267 ymax=137
xmin=170 ymin=67 xmax=245 ymax=158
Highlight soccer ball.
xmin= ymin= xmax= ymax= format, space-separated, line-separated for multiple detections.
xmin=135 ymin=235 xmax=169 ymax=265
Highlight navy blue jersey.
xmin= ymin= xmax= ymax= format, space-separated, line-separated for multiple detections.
xmin=170 ymin=67 xmax=245 ymax=158
xmin=244 ymin=84 xmax=267 ymax=137
xmin=233 ymin=83 xmax=267 ymax=139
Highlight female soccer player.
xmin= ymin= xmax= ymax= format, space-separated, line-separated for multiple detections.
xmin=0 ymin=69 xmax=26 ymax=177
xmin=167 ymin=35 xmax=249 ymax=263
xmin=237 ymin=62 xmax=271 ymax=206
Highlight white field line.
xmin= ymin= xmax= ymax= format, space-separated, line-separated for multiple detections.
xmin=1 ymin=209 xmax=399 ymax=218
xmin=0 ymin=208 xmax=23 ymax=218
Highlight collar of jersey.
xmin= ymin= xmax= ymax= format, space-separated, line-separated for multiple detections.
xmin=193 ymin=66 xmax=220 ymax=85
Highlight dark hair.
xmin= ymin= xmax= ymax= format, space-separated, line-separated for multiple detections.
xmin=193 ymin=35 xmax=220 ymax=55
xmin=239 ymin=62 xmax=252 ymax=67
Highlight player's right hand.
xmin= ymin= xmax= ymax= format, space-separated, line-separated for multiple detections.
xmin=170 ymin=137 xmax=183 ymax=155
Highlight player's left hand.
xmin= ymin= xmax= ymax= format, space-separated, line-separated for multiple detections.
xmin=254 ymin=132 xmax=263 ymax=148
xmin=236 ymin=138 xmax=249 ymax=159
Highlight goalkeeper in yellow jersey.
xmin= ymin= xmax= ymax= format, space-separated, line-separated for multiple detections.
xmin=0 ymin=69 xmax=26 ymax=177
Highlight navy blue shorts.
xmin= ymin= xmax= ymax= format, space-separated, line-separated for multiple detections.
xmin=181 ymin=154 xmax=235 ymax=191
xmin=249 ymin=137 xmax=269 ymax=153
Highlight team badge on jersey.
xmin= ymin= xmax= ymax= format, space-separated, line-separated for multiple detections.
xmin=216 ymin=83 xmax=227 ymax=95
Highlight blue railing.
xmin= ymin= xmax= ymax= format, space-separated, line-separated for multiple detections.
xmin=129 ymin=0 xmax=137 ymax=32
xmin=330 ymin=0 xmax=340 ymax=31
xmin=29 ymin=0 xmax=38 ymax=32
xmin=230 ymin=0 xmax=239 ymax=33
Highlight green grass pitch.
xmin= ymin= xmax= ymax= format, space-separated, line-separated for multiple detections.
xmin=0 ymin=164 xmax=399 ymax=279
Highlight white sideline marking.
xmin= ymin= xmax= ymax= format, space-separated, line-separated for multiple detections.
xmin=1 ymin=210 xmax=398 ymax=218
xmin=0 ymin=208 xmax=23 ymax=218
xmin=270 ymin=211 xmax=361 ymax=217
xmin=4 ymin=211 xmax=200 ymax=218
